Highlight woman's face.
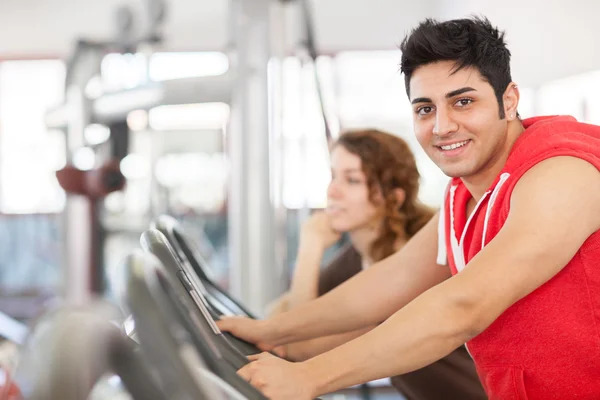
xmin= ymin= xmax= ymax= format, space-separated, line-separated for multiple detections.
xmin=326 ymin=146 xmax=381 ymax=233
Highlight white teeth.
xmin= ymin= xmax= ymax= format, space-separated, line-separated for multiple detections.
xmin=440 ymin=140 xmax=469 ymax=151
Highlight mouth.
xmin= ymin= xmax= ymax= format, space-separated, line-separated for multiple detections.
xmin=326 ymin=205 xmax=344 ymax=214
xmin=435 ymin=139 xmax=471 ymax=156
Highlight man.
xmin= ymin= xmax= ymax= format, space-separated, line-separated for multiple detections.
xmin=217 ymin=16 xmax=600 ymax=399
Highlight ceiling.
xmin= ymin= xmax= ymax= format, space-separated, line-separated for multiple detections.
xmin=0 ymin=0 xmax=597 ymax=88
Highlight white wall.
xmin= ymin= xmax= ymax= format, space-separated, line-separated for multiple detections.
xmin=0 ymin=0 xmax=433 ymax=56
xmin=0 ymin=0 xmax=597 ymax=88
xmin=435 ymin=0 xmax=600 ymax=88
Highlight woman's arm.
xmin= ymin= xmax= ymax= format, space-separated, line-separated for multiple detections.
xmin=283 ymin=245 xmax=367 ymax=359
xmin=287 ymin=212 xmax=341 ymax=309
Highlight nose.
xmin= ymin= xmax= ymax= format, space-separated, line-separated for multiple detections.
xmin=327 ymin=179 xmax=342 ymax=200
xmin=432 ymin=108 xmax=458 ymax=137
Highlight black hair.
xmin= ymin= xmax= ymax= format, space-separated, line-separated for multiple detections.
xmin=400 ymin=16 xmax=512 ymax=118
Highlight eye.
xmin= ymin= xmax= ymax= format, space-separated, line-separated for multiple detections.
xmin=416 ymin=106 xmax=433 ymax=116
xmin=455 ymin=98 xmax=474 ymax=107
xmin=347 ymin=177 xmax=361 ymax=185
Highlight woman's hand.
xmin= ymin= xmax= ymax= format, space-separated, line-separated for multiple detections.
xmin=300 ymin=211 xmax=341 ymax=251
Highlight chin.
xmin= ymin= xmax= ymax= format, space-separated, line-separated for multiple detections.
xmin=328 ymin=218 xmax=353 ymax=233
xmin=440 ymin=169 xmax=464 ymax=178
xmin=330 ymin=222 xmax=350 ymax=233
xmin=438 ymin=163 xmax=478 ymax=179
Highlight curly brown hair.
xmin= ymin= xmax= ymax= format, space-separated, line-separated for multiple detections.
xmin=334 ymin=129 xmax=436 ymax=262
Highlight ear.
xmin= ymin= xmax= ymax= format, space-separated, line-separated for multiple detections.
xmin=503 ymin=82 xmax=520 ymax=121
xmin=394 ymin=188 xmax=406 ymax=208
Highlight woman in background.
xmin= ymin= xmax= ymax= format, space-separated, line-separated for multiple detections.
xmin=269 ymin=129 xmax=486 ymax=400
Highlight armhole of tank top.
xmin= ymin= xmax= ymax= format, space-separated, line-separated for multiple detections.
xmin=436 ymin=183 xmax=451 ymax=266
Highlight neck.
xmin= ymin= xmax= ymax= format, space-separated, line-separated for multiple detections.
xmin=349 ymin=223 xmax=407 ymax=267
xmin=348 ymin=225 xmax=380 ymax=265
xmin=461 ymin=119 xmax=525 ymax=201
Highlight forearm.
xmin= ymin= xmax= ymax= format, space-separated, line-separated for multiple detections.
xmin=266 ymin=259 xmax=401 ymax=346
xmin=303 ymin=282 xmax=477 ymax=397
xmin=288 ymin=242 xmax=325 ymax=309
xmin=266 ymin=235 xmax=448 ymax=345
xmin=285 ymin=326 xmax=375 ymax=361
xmin=265 ymin=292 xmax=290 ymax=318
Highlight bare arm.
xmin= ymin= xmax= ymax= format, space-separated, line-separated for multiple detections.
xmin=284 ymin=325 xmax=376 ymax=361
xmin=218 ymin=212 xmax=451 ymax=346
xmin=287 ymin=239 xmax=327 ymax=309
xmin=267 ymin=291 xmax=377 ymax=361
xmin=287 ymin=211 xmax=340 ymax=309
xmin=286 ymin=157 xmax=600 ymax=395
xmin=271 ymin=212 xmax=449 ymax=344
xmin=265 ymin=239 xmax=326 ymax=319
xmin=236 ymin=157 xmax=600 ymax=399
xmin=280 ymin=243 xmax=375 ymax=360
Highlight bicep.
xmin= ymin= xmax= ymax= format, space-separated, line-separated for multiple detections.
xmin=452 ymin=157 xmax=600 ymax=330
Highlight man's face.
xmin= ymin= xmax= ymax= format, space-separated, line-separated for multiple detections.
xmin=409 ymin=61 xmax=510 ymax=179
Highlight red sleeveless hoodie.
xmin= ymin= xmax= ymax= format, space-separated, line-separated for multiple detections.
xmin=438 ymin=116 xmax=600 ymax=399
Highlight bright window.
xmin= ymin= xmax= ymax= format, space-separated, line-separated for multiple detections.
xmin=0 ymin=60 xmax=66 ymax=214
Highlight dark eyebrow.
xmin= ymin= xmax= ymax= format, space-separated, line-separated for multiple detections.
xmin=411 ymin=97 xmax=431 ymax=105
xmin=446 ymin=86 xmax=477 ymax=98
xmin=411 ymin=87 xmax=477 ymax=105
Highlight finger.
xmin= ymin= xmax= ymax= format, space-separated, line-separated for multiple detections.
xmin=237 ymin=364 xmax=252 ymax=381
xmin=257 ymin=342 xmax=276 ymax=352
xmin=215 ymin=317 xmax=239 ymax=331
xmin=272 ymin=345 xmax=287 ymax=358
xmin=247 ymin=352 xmax=271 ymax=361
xmin=215 ymin=319 xmax=229 ymax=331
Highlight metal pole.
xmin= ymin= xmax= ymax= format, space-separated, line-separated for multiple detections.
xmin=63 ymin=85 xmax=93 ymax=304
xmin=228 ymin=0 xmax=282 ymax=315
xmin=269 ymin=1 xmax=290 ymax=296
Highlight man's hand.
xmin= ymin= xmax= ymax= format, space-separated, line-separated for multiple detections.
xmin=238 ymin=352 xmax=316 ymax=400
xmin=216 ymin=316 xmax=278 ymax=351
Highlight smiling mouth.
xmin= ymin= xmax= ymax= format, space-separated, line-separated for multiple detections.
xmin=437 ymin=140 xmax=470 ymax=151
